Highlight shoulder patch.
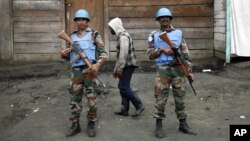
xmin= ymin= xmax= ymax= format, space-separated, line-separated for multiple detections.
xmin=148 ymin=31 xmax=157 ymax=42
xmin=150 ymin=30 xmax=157 ymax=35
xmin=90 ymin=29 xmax=99 ymax=38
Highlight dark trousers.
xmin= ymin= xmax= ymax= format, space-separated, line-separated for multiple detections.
xmin=118 ymin=66 xmax=143 ymax=110
xmin=118 ymin=66 xmax=136 ymax=98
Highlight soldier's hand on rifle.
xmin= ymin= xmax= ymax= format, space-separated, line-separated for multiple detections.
xmin=89 ymin=63 xmax=100 ymax=77
xmin=160 ymin=48 xmax=174 ymax=55
xmin=60 ymin=48 xmax=72 ymax=59
xmin=60 ymin=48 xmax=71 ymax=56
xmin=188 ymin=73 xmax=195 ymax=82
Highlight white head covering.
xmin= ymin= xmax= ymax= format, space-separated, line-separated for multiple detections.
xmin=108 ymin=17 xmax=125 ymax=36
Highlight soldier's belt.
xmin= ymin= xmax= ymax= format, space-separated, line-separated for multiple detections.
xmin=72 ymin=65 xmax=89 ymax=69
xmin=72 ymin=65 xmax=89 ymax=73
xmin=158 ymin=63 xmax=180 ymax=69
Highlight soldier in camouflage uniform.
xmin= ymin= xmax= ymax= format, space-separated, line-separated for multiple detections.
xmin=108 ymin=17 xmax=145 ymax=117
xmin=61 ymin=9 xmax=107 ymax=137
xmin=147 ymin=8 xmax=196 ymax=138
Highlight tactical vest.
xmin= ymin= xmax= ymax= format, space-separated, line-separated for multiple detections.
xmin=70 ymin=31 xmax=96 ymax=67
xmin=153 ymin=30 xmax=182 ymax=65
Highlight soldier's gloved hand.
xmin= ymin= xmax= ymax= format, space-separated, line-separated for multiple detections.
xmin=160 ymin=48 xmax=174 ymax=55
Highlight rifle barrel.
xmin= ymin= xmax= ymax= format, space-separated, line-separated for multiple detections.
xmin=189 ymin=82 xmax=197 ymax=95
xmin=159 ymin=31 xmax=197 ymax=96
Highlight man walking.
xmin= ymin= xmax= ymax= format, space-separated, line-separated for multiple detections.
xmin=108 ymin=17 xmax=145 ymax=117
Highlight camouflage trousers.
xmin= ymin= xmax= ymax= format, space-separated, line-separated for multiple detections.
xmin=68 ymin=67 xmax=97 ymax=122
xmin=154 ymin=65 xmax=187 ymax=120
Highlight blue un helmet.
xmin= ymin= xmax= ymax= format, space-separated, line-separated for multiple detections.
xmin=74 ymin=9 xmax=90 ymax=21
xmin=155 ymin=8 xmax=173 ymax=21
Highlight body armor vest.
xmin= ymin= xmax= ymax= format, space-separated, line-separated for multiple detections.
xmin=153 ymin=30 xmax=182 ymax=65
xmin=70 ymin=31 xmax=96 ymax=67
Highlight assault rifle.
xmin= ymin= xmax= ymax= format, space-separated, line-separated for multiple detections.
xmin=57 ymin=30 xmax=105 ymax=88
xmin=159 ymin=31 xmax=197 ymax=95
xmin=58 ymin=30 xmax=92 ymax=68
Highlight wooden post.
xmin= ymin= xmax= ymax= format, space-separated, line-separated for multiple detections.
xmin=0 ymin=0 xmax=13 ymax=62
xmin=226 ymin=0 xmax=231 ymax=63
xmin=104 ymin=0 xmax=110 ymax=59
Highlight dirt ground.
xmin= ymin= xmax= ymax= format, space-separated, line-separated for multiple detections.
xmin=0 ymin=57 xmax=250 ymax=141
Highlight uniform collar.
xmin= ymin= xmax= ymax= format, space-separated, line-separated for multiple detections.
xmin=161 ymin=25 xmax=175 ymax=32
xmin=71 ymin=27 xmax=92 ymax=35
xmin=85 ymin=27 xmax=92 ymax=32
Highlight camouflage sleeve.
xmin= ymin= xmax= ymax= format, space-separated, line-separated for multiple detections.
xmin=93 ymin=31 xmax=107 ymax=59
xmin=180 ymin=37 xmax=193 ymax=71
xmin=147 ymin=31 xmax=160 ymax=60
xmin=180 ymin=38 xmax=192 ymax=62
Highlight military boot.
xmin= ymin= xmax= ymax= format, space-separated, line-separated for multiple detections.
xmin=129 ymin=94 xmax=145 ymax=117
xmin=179 ymin=118 xmax=197 ymax=135
xmin=66 ymin=121 xmax=81 ymax=137
xmin=155 ymin=119 xmax=164 ymax=138
xmin=114 ymin=97 xmax=129 ymax=116
xmin=87 ymin=121 xmax=96 ymax=137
